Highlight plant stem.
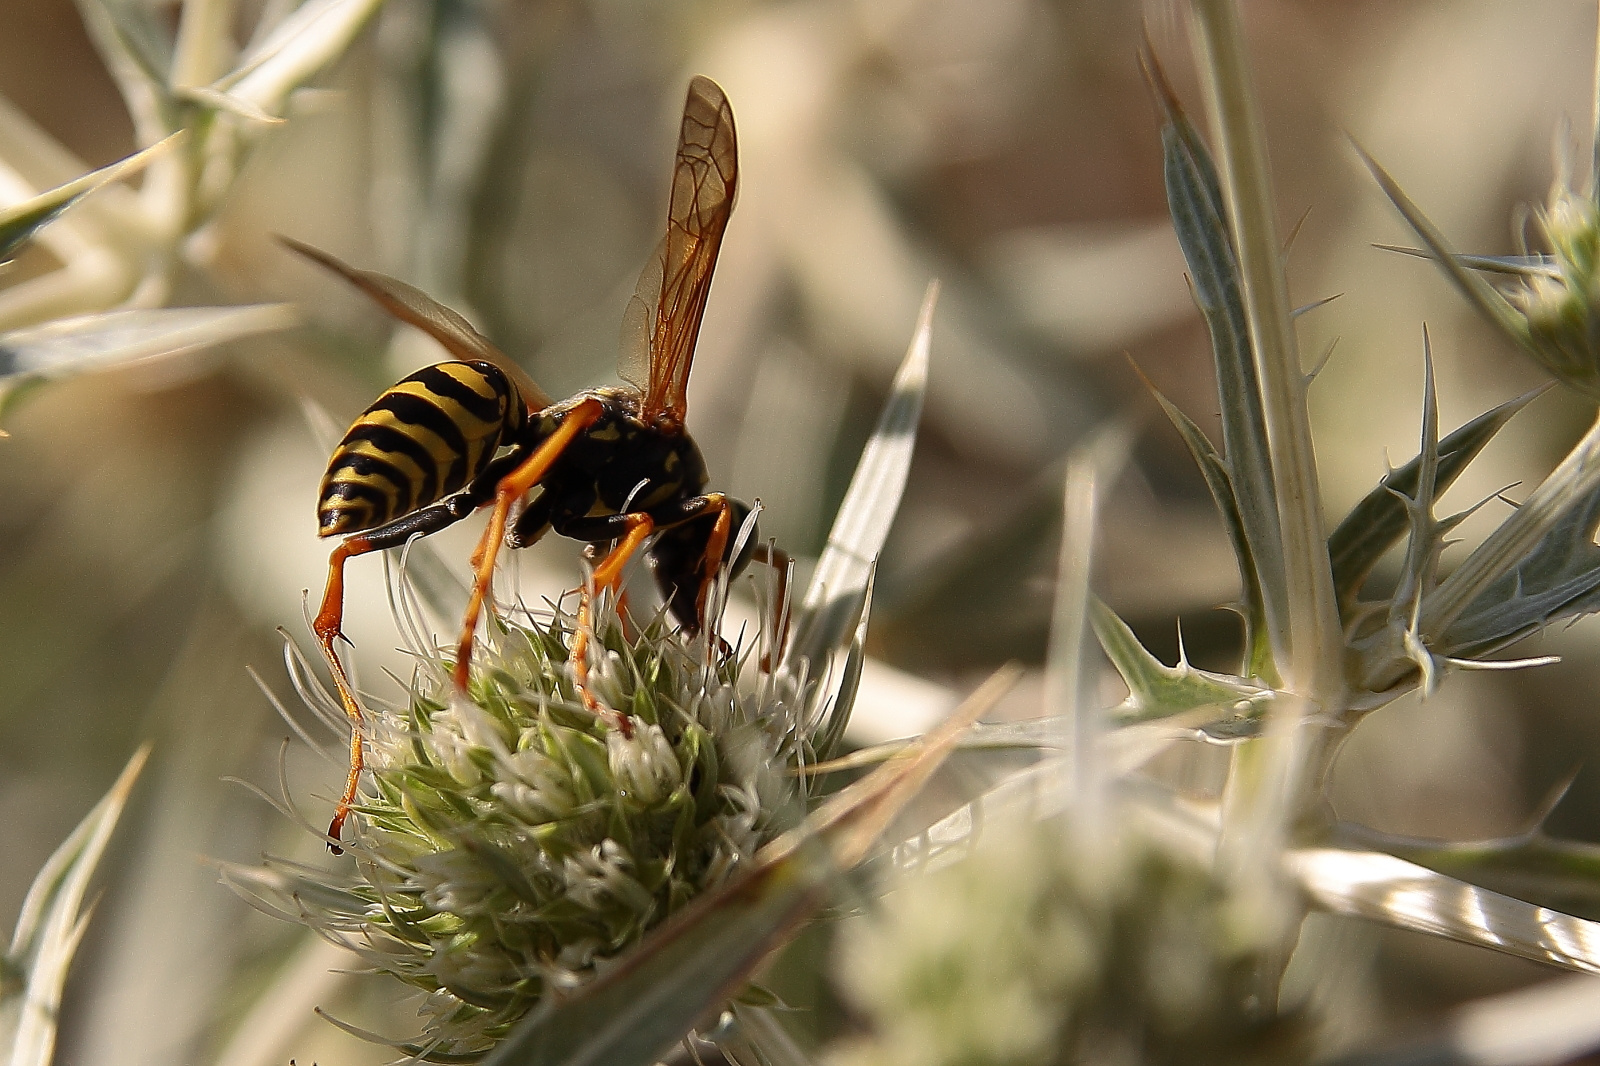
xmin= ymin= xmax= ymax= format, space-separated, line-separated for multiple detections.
xmin=1187 ymin=0 xmax=1343 ymax=707
xmin=1186 ymin=6 xmax=1350 ymax=980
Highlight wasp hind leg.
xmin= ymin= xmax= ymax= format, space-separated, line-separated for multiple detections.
xmin=314 ymin=493 xmax=483 ymax=850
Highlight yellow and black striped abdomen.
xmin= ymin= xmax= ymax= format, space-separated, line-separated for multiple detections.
xmin=317 ymin=361 xmax=525 ymax=537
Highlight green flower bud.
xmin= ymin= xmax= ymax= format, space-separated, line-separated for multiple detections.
xmin=607 ymin=723 xmax=683 ymax=806
xmin=1509 ymin=188 xmax=1600 ymax=397
xmin=830 ymin=814 xmax=1317 ymax=1066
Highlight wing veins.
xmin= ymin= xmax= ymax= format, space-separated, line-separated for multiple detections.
xmin=633 ymin=76 xmax=737 ymax=426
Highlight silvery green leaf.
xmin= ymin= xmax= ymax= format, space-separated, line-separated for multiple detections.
xmin=1146 ymin=48 xmax=1286 ymax=649
xmin=2 ymin=746 xmax=148 ymax=1066
xmin=0 ymin=304 xmax=296 ymax=419
xmin=1146 ymin=383 xmax=1273 ymax=679
xmin=1355 ymin=143 xmax=1534 ymax=354
xmin=169 ymin=0 xmax=239 ymax=92
xmin=786 ymin=282 xmax=934 ymax=669
xmin=0 ymin=135 xmax=179 ymax=261
xmin=1442 ymin=479 xmax=1600 ymax=658
xmin=174 ymin=85 xmax=286 ymax=127
xmin=1414 ymin=413 xmax=1600 ymax=664
xmin=949 ymin=708 xmax=1263 ymax=757
xmin=1090 ymin=597 xmax=1273 ymax=730
xmin=1195 ymin=716 xmax=1268 ymax=741
xmin=1331 ymin=821 xmax=1600 ymax=921
xmin=1290 ymin=847 xmax=1600 ymax=974
xmin=1380 ymin=339 xmax=1448 ymax=679
xmin=1329 ymin=388 xmax=1543 ymax=610
xmin=1325 ymin=975 xmax=1600 ymax=1066
xmin=809 ymin=570 xmax=873 ymax=764
xmin=71 ymin=0 xmax=174 ymax=143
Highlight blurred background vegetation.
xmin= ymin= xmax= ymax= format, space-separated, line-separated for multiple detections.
xmin=3 ymin=0 xmax=1600 ymax=1061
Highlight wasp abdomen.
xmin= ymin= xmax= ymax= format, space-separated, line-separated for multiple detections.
xmin=318 ymin=361 xmax=525 ymax=537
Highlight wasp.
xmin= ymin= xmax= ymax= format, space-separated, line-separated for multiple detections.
xmin=290 ymin=76 xmax=787 ymax=849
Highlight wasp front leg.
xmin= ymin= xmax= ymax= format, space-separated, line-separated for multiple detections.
xmin=650 ymin=494 xmax=765 ymax=638
xmin=649 ymin=497 xmax=791 ymax=665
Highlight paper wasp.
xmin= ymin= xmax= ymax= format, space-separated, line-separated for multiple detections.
xmin=291 ymin=76 xmax=786 ymax=849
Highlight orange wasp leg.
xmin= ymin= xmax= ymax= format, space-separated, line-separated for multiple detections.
xmin=314 ymin=484 xmax=504 ymax=848
xmin=455 ymin=398 xmax=606 ymax=693
xmin=313 ymin=534 xmax=381 ymax=849
xmin=571 ymin=514 xmax=656 ymax=736
xmin=692 ymin=495 xmax=735 ymax=633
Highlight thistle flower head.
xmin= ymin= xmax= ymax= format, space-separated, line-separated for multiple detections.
xmin=1507 ymin=184 xmax=1600 ymax=397
xmin=238 ymin=571 xmax=813 ymax=1060
xmin=829 ymin=813 xmax=1316 ymax=1066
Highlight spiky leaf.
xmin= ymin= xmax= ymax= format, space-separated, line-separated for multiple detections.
xmin=1146 ymin=49 xmax=1286 ymax=649
xmin=0 ymin=135 xmax=178 ymax=261
xmin=224 ymin=0 xmax=390 ymax=114
xmin=0 ymin=304 xmax=296 ymax=422
xmin=1090 ymin=597 xmax=1272 ymax=736
xmin=787 ymin=283 xmax=935 ymax=669
xmin=1291 ymin=847 xmax=1600 ymax=975
xmin=2 ymin=746 xmax=148 ymax=1066
xmin=1356 ymin=144 xmax=1534 ymax=357
xmin=1442 ymin=479 xmax=1600 ymax=657
xmin=1329 ymin=388 xmax=1543 ymax=609
xmin=71 ymin=0 xmax=173 ymax=120
xmin=1147 ymin=384 xmax=1274 ymax=679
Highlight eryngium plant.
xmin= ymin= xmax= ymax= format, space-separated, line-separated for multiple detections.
xmin=830 ymin=812 xmax=1315 ymax=1066
xmin=246 ymin=594 xmax=799 ymax=1057
xmin=229 ymin=290 xmax=935 ymax=1060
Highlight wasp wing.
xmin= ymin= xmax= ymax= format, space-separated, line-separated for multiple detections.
xmin=281 ymin=236 xmax=555 ymax=412
xmin=619 ymin=76 xmax=737 ymax=426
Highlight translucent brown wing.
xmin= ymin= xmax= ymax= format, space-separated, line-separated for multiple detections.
xmin=281 ymin=236 xmax=556 ymax=412
xmin=618 ymin=76 xmax=737 ymax=427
